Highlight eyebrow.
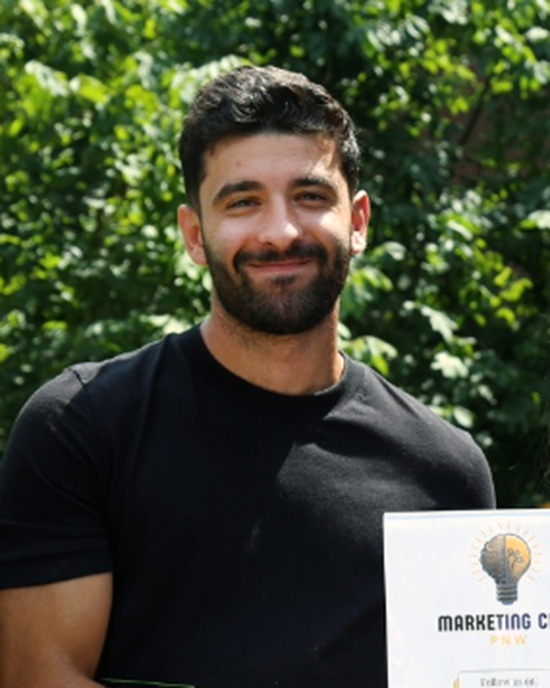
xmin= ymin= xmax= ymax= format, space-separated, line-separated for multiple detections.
xmin=291 ymin=176 xmax=339 ymax=195
xmin=211 ymin=175 xmax=339 ymax=208
xmin=212 ymin=181 xmax=262 ymax=208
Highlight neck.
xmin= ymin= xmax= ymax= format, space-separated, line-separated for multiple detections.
xmin=200 ymin=307 xmax=344 ymax=396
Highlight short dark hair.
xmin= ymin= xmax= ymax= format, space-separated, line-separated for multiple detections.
xmin=178 ymin=65 xmax=361 ymax=209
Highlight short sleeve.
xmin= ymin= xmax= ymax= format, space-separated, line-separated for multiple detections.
xmin=0 ymin=368 xmax=113 ymax=588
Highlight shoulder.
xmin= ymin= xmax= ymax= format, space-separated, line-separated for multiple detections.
xmin=7 ymin=328 xmax=199 ymax=450
xmin=12 ymin=337 xmax=162 ymax=423
xmin=55 ymin=326 xmax=202 ymax=405
xmin=68 ymin=331 xmax=188 ymax=389
xmin=346 ymin=356 xmax=472 ymax=441
xmin=343 ymin=357 xmax=495 ymax=507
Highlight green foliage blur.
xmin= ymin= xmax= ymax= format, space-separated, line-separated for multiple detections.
xmin=1 ymin=0 xmax=549 ymax=506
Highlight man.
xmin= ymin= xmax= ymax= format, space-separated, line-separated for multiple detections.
xmin=0 ymin=65 xmax=495 ymax=688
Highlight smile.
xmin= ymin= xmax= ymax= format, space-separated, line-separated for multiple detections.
xmin=248 ymin=258 xmax=313 ymax=270
xmin=244 ymin=259 xmax=317 ymax=280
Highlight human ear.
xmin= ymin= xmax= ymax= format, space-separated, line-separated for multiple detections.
xmin=178 ymin=204 xmax=207 ymax=266
xmin=350 ymin=191 xmax=370 ymax=255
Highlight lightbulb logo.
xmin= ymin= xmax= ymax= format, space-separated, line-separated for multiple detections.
xmin=479 ymin=533 xmax=531 ymax=605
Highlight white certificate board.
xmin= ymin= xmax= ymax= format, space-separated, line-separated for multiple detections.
xmin=384 ymin=510 xmax=550 ymax=688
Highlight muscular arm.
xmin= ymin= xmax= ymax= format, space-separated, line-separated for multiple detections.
xmin=0 ymin=573 xmax=112 ymax=688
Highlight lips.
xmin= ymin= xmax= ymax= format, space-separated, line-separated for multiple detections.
xmin=248 ymin=258 xmax=312 ymax=271
xmin=234 ymin=244 xmax=327 ymax=273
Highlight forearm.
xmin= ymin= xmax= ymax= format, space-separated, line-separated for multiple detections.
xmin=0 ymin=650 xmax=109 ymax=688
xmin=0 ymin=575 xmax=112 ymax=688
xmin=0 ymin=664 xmax=106 ymax=688
xmin=1 ymin=677 xmax=105 ymax=688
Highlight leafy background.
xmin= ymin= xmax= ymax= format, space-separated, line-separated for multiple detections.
xmin=1 ymin=0 xmax=549 ymax=506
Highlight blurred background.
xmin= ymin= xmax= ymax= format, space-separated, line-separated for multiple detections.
xmin=0 ymin=0 xmax=549 ymax=506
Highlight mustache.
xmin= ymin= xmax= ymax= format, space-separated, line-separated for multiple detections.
xmin=234 ymin=242 xmax=328 ymax=271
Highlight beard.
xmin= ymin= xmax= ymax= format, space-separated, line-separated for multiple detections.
xmin=202 ymin=235 xmax=352 ymax=336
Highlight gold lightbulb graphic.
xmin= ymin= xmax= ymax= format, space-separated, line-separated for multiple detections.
xmin=480 ymin=533 xmax=531 ymax=605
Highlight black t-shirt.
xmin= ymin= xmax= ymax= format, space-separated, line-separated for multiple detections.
xmin=0 ymin=326 xmax=495 ymax=687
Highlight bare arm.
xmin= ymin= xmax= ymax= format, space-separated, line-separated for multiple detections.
xmin=0 ymin=572 xmax=112 ymax=688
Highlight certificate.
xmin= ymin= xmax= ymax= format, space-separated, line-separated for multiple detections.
xmin=384 ymin=510 xmax=550 ymax=688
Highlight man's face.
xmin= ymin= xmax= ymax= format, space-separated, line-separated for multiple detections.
xmin=182 ymin=133 xmax=368 ymax=335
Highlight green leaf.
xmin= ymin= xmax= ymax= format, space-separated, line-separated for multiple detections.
xmin=451 ymin=406 xmax=474 ymax=429
xmin=431 ymin=351 xmax=469 ymax=379
xmin=19 ymin=0 xmax=47 ymax=28
xmin=525 ymin=210 xmax=550 ymax=229
xmin=23 ymin=61 xmax=69 ymax=97
xmin=70 ymin=75 xmax=110 ymax=104
xmin=419 ymin=305 xmax=457 ymax=343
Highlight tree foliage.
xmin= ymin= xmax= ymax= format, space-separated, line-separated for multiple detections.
xmin=1 ymin=0 xmax=549 ymax=506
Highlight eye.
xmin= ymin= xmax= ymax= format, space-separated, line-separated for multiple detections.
xmin=299 ymin=192 xmax=325 ymax=200
xmin=296 ymin=190 xmax=332 ymax=205
xmin=226 ymin=197 xmax=260 ymax=210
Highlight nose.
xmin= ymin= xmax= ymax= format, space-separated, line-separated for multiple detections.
xmin=256 ymin=199 xmax=301 ymax=250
